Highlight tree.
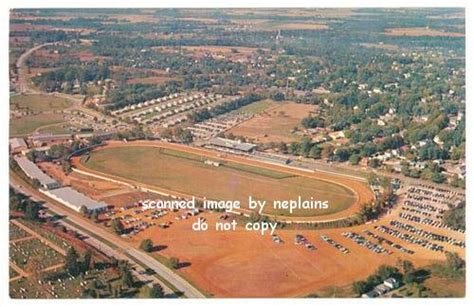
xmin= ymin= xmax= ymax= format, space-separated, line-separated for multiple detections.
xmin=83 ymin=250 xmax=92 ymax=272
xmin=91 ymin=210 xmax=99 ymax=222
xmin=24 ymin=201 xmax=41 ymax=221
xmin=272 ymin=92 xmax=285 ymax=101
xmin=121 ymin=268 xmax=134 ymax=288
xmin=376 ymin=265 xmax=398 ymax=280
xmin=443 ymin=202 xmax=465 ymax=230
xmin=352 ymin=280 xmax=368 ymax=296
xmin=321 ymin=144 xmax=334 ymax=160
xmin=112 ymin=219 xmax=124 ymax=234
xmin=431 ymin=171 xmax=446 ymax=184
xmin=308 ymin=145 xmax=321 ymax=159
xmin=32 ymin=179 xmax=41 ymax=189
xmin=83 ymin=288 xmax=98 ymax=298
xmin=349 ymin=154 xmax=360 ymax=165
xmin=398 ymin=259 xmax=415 ymax=276
xmin=334 ymin=148 xmax=350 ymax=162
xmin=26 ymin=150 xmax=37 ymax=162
xmin=301 ymin=116 xmax=324 ymax=129
xmin=276 ymin=142 xmax=287 ymax=154
xmin=404 ymin=272 xmax=417 ymax=285
xmin=65 ymin=247 xmax=81 ymax=276
xmin=80 ymin=205 xmax=89 ymax=216
xmin=299 ymin=138 xmax=312 ymax=157
xmin=175 ymin=128 xmax=193 ymax=144
xmin=62 ymin=160 xmax=72 ymax=174
xmin=148 ymin=284 xmax=165 ymax=298
xmin=140 ymin=239 xmax=154 ymax=253
xmin=169 ymin=257 xmax=180 ymax=270
xmin=446 ymin=252 xmax=465 ymax=272
xmin=368 ymin=158 xmax=381 ymax=168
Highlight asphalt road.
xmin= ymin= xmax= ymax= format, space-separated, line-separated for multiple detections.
xmin=16 ymin=43 xmax=55 ymax=94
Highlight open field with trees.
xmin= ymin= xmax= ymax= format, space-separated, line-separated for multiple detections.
xmin=10 ymin=94 xmax=72 ymax=113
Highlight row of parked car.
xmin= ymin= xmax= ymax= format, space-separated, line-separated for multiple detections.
xmin=363 ymin=229 xmax=415 ymax=255
xmin=342 ymin=232 xmax=389 ymax=255
xmin=375 ymin=225 xmax=444 ymax=253
xmin=398 ymin=212 xmax=465 ymax=233
xmin=320 ymin=234 xmax=350 ymax=254
xmin=294 ymin=234 xmax=316 ymax=251
xmin=390 ymin=219 xmax=465 ymax=248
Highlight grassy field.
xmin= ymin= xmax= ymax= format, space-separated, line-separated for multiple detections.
xmin=10 ymin=113 xmax=66 ymax=136
xmin=36 ymin=123 xmax=73 ymax=135
xmin=229 ymin=99 xmax=277 ymax=115
xmin=10 ymin=94 xmax=72 ymax=112
xmin=83 ymin=146 xmax=356 ymax=217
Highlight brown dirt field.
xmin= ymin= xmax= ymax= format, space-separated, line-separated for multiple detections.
xmin=229 ymin=102 xmax=317 ymax=143
xmin=38 ymin=162 xmax=126 ymax=199
xmin=129 ymin=204 xmax=463 ymax=298
xmin=71 ymin=140 xmax=373 ymax=222
xmin=384 ymin=27 xmax=464 ymax=37
xmin=100 ymin=191 xmax=159 ymax=207
xmin=120 ymin=185 xmax=463 ymax=298
xmin=423 ymin=276 xmax=465 ymax=297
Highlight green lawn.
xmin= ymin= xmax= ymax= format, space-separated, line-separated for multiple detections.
xmin=10 ymin=94 xmax=72 ymax=113
xmin=10 ymin=113 xmax=66 ymax=136
xmin=230 ymin=99 xmax=277 ymax=115
xmin=36 ymin=123 xmax=73 ymax=135
xmin=84 ymin=146 xmax=356 ymax=217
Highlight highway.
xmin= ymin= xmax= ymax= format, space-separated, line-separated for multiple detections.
xmin=10 ymin=174 xmax=205 ymax=298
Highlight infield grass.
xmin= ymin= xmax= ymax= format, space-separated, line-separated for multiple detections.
xmin=83 ymin=146 xmax=356 ymax=217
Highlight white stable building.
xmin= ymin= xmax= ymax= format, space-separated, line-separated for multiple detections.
xmin=14 ymin=156 xmax=60 ymax=190
xmin=42 ymin=187 xmax=108 ymax=213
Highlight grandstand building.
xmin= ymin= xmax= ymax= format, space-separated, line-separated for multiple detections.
xmin=208 ymin=137 xmax=256 ymax=153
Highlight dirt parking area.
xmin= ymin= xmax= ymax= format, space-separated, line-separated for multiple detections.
xmin=130 ymin=207 xmax=456 ymax=298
